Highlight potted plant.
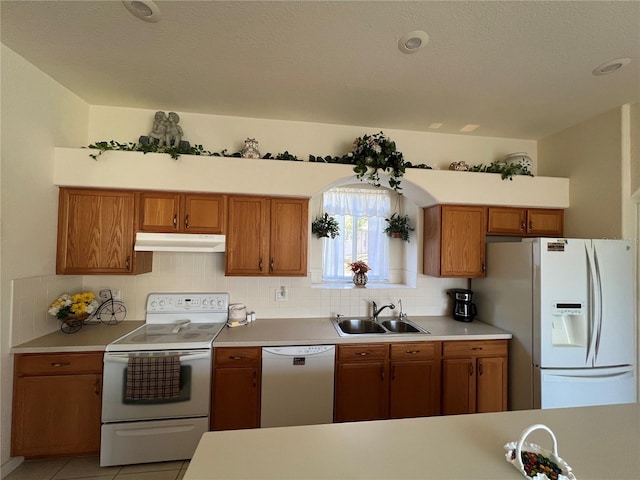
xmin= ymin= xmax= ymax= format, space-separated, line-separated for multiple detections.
xmin=311 ymin=213 xmax=340 ymax=239
xmin=384 ymin=213 xmax=414 ymax=242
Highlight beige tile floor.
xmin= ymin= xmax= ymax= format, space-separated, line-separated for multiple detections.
xmin=5 ymin=456 xmax=188 ymax=480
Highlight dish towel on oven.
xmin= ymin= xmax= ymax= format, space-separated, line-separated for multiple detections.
xmin=125 ymin=355 xmax=181 ymax=401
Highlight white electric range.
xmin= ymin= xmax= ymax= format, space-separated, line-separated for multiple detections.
xmin=101 ymin=292 xmax=229 ymax=467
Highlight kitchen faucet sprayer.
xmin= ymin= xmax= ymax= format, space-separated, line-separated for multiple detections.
xmin=398 ymin=299 xmax=406 ymax=318
xmin=372 ymin=301 xmax=395 ymax=321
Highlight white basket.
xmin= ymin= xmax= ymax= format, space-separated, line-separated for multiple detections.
xmin=504 ymin=424 xmax=576 ymax=480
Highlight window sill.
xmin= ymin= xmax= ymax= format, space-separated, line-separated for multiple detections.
xmin=310 ymin=282 xmax=413 ymax=289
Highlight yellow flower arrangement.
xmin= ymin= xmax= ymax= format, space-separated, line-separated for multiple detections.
xmin=48 ymin=292 xmax=99 ymax=320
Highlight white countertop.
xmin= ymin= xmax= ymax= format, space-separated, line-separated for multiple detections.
xmin=213 ymin=315 xmax=511 ymax=347
xmin=185 ymin=403 xmax=640 ymax=480
xmin=11 ymin=321 xmax=144 ymax=353
xmin=10 ymin=316 xmax=509 ymax=353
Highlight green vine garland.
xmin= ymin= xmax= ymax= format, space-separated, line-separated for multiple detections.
xmin=86 ymin=134 xmax=532 ymax=187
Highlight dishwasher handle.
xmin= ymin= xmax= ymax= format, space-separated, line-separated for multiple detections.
xmin=262 ymin=345 xmax=335 ymax=357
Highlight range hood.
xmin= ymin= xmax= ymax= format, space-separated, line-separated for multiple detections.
xmin=134 ymin=232 xmax=225 ymax=253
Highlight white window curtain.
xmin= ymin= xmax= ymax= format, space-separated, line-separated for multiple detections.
xmin=322 ymin=187 xmax=391 ymax=281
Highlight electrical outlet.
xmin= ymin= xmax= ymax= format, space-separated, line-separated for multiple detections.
xmin=275 ymin=286 xmax=288 ymax=301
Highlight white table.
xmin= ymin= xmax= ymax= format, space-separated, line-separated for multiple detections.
xmin=185 ymin=403 xmax=639 ymax=479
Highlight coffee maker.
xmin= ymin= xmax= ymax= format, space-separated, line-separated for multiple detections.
xmin=447 ymin=289 xmax=477 ymax=322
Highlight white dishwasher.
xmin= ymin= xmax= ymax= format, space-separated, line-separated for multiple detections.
xmin=261 ymin=345 xmax=335 ymax=428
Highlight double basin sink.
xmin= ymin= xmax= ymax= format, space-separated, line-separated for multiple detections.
xmin=332 ymin=317 xmax=430 ymax=337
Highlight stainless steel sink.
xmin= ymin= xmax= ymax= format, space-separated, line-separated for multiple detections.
xmin=336 ymin=319 xmax=386 ymax=334
xmin=332 ymin=317 xmax=429 ymax=336
xmin=380 ymin=319 xmax=421 ymax=333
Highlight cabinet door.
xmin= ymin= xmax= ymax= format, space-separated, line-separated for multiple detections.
xmin=183 ymin=194 xmax=226 ymax=234
xmin=269 ymin=198 xmax=308 ymax=276
xmin=211 ymin=367 xmax=260 ymax=431
xmin=226 ymin=196 xmax=270 ymax=275
xmin=441 ymin=357 xmax=475 ymax=415
xmin=487 ymin=207 xmax=526 ymax=235
xmin=139 ymin=191 xmax=181 ymax=232
xmin=476 ymin=356 xmax=508 ymax=413
xmin=424 ymin=205 xmax=486 ymax=277
xmin=12 ymin=373 xmax=102 ymax=457
xmin=390 ymin=360 xmax=440 ymax=418
xmin=334 ymin=362 xmax=388 ymax=422
xmin=56 ymin=188 xmax=152 ymax=275
xmin=526 ymin=209 xmax=564 ymax=236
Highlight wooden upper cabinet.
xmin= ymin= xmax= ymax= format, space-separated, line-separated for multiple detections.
xmin=526 ymin=208 xmax=564 ymax=236
xmin=138 ymin=191 xmax=226 ymax=234
xmin=423 ymin=205 xmax=487 ymax=278
xmin=56 ymin=188 xmax=152 ymax=275
xmin=226 ymin=195 xmax=308 ymax=276
xmin=270 ymin=197 xmax=308 ymax=275
xmin=487 ymin=207 xmax=563 ymax=237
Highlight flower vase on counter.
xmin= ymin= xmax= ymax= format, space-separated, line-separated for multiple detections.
xmin=353 ymin=272 xmax=368 ymax=287
xmin=348 ymin=260 xmax=371 ymax=288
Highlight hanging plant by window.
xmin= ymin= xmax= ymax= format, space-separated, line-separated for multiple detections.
xmin=383 ymin=213 xmax=414 ymax=242
xmin=311 ymin=213 xmax=340 ymax=239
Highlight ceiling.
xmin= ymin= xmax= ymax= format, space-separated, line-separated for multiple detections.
xmin=2 ymin=1 xmax=639 ymax=140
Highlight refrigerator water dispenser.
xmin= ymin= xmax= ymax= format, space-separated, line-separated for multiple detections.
xmin=551 ymin=303 xmax=586 ymax=347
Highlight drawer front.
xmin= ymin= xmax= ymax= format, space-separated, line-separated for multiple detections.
xmin=390 ymin=342 xmax=439 ymax=360
xmin=15 ymin=352 xmax=103 ymax=376
xmin=337 ymin=344 xmax=388 ymax=362
xmin=214 ymin=347 xmax=261 ymax=367
xmin=442 ymin=340 xmax=507 ymax=358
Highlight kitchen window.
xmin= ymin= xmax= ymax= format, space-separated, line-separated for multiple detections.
xmin=321 ymin=186 xmax=391 ymax=282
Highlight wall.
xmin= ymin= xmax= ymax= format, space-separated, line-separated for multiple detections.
xmin=0 ymin=45 xmax=89 ymax=472
xmin=537 ymin=107 xmax=624 ymax=238
xmin=87 ymin=106 xmax=539 ymax=174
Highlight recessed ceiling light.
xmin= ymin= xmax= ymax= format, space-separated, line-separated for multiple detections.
xmin=592 ymin=58 xmax=631 ymax=76
xmin=460 ymin=124 xmax=480 ymax=133
xmin=429 ymin=123 xmax=443 ymax=129
xmin=122 ymin=1 xmax=161 ymax=23
xmin=398 ymin=30 xmax=429 ymax=54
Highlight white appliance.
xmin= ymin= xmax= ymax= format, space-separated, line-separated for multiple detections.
xmin=100 ymin=292 xmax=229 ymax=467
xmin=261 ymin=345 xmax=335 ymax=428
xmin=134 ymin=232 xmax=225 ymax=252
xmin=473 ymin=238 xmax=636 ymax=410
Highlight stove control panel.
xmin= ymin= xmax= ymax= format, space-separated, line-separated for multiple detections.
xmin=146 ymin=292 xmax=230 ymax=313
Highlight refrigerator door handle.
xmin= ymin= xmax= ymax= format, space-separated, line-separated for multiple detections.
xmin=585 ymin=243 xmax=599 ymax=366
xmin=544 ymin=370 xmax=634 ymax=383
xmin=592 ymin=247 xmax=603 ymax=363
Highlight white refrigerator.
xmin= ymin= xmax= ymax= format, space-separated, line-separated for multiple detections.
xmin=473 ymin=238 xmax=636 ymax=410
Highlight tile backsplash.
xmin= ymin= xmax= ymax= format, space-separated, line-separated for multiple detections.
xmin=13 ymin=252 xmax=465 ymax=345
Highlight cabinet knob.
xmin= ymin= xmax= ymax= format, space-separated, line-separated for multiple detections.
xmin=405 ymin=350 xmax=421 ymax=355
xmin=173 ymin=214 xmax=178 ymax=229
xmin=356 ymin=351 xmax=372 ymax=356
xmin=269 ymin=258 xmax=274 ymax=273
xmin=520 ymin=221 xmax=526 ymax=231
xmin=258 ymin=257 xmax=264 ymax=272
xmin=528 ymin=220 xmax=533 ymax=231
xmin=229 ymin=355 xmax=246 ymax=360
xmin=185 ymin=214 xmax=190 ymax=230
xmin=125 ymin=256 xmax=131 ymax=272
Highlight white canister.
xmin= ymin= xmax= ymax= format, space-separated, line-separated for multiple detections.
xmin=228 ymin=303 xmax=247 ymax=321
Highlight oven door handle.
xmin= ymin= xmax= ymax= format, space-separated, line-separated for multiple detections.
xmin=104 ymin=352 xmax=210 ymax=363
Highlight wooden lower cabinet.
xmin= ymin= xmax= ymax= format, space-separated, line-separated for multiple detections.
xmin=334 ymin=342 xmax=441 ymax=423
xmin=12 ymin=352 xmax=103 ymax=458
xmin=334 ymin=344 xmax=388 ymax=422
xmin=441 ymin=340 xmax=508 ymax=415
xmin=389 ymin=342 xmax=441 ymax=419
xmin=211 ymin=347 xmax=261 ymax=431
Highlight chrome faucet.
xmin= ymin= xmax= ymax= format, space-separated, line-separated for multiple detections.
xmin=372 ymin=301 xmax=395 ymax=321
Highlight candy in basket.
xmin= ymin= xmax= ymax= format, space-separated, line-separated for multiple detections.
xmin=504 ymin=424 xmax=576 ymax=480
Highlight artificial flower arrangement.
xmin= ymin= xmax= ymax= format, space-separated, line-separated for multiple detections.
xmin=348 ymin=260 xmax=371 ymax=274
xmin=48 ymin=292 xmax=100 ymax=320
xmin=351 ymin=132 xmax=406 ymax=192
